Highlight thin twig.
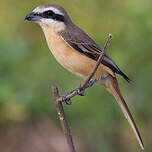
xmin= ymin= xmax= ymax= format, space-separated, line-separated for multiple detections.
xmin=52 ymin=86 xmax=76 ymax=152
xmin=57 ymin=34 xmax=112 ymax=102
xmin=80 ymin=34 xmax=112 ymax=88
xmin=51 ymin=34 xmax=112 ymax=152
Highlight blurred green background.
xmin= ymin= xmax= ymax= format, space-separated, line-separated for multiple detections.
xmin=0 ymin=0 xmax=152 ymax=151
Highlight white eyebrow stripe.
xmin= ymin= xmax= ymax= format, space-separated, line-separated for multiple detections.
xmin=33 ymin=7 xmax=64 ymax=16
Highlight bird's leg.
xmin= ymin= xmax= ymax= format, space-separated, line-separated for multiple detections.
xmin=77 ymin=75 xmax=110 ymax=93
xmin=60 ymin=77 xmax=108 ymax=104
xmin=85 ymin=79 xmax=100 ymax=88
xmin=74 ymin=79 xmax=99 ymax=96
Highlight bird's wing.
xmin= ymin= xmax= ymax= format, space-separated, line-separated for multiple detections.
xmin=60 ymin=27 xmax=130 ymax=82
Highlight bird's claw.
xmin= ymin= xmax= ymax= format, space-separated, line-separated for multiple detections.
xmin=60 ymin=95 xmax=72 ymax=105
xmin=75 ymin=85 xmax=85 ymax=96
xmin=60 ymin=79 xmax=99 ymax=104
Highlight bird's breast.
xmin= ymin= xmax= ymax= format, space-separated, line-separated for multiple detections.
xmin=44 ymin=31 xmax=114 ymax=79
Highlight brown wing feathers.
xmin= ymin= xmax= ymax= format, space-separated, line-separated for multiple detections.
xmin=60 ymin=24 xmax=130 ymax=82
xmin=64 ymin=38 xmax=131 ymax=82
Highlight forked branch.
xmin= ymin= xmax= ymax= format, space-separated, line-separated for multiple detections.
xmin=52 ymin=34 xmax=112 ymax=152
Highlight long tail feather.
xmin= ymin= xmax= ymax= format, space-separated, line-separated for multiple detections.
xmin=103 ymin=76 xmax=144 ymax=150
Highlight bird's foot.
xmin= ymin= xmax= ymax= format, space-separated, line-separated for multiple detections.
xmin=60 ymin=79 xmax=99 ymax=104
xmin=75 ymin=79 xmax=99 ymax=96
xmin=75 ymin=85 xmax=85 ymax=96
xmin=60 ymin=94 xmax=72 ymax=105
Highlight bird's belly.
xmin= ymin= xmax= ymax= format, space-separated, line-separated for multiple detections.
xmin=47 ymin=34 xmax=113 ymax=79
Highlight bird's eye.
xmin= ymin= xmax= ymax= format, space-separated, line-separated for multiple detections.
xmin=40 ymin=10 xmax=64 ymax=22
xmin=43 ymin=10 xmax=54 ymax=17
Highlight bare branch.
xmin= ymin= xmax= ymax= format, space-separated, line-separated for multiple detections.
xmin=52 ymin=86 xmax=76 ymax=152
xmin=51 ymin=34 xmax=112 ymax=152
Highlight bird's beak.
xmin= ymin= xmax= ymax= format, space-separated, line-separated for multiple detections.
xmin=25 ymin=12 xmax=41 ymax=21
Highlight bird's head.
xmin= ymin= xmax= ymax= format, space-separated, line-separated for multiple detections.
xmin=25 ymin=4 xmax=71 ymax=32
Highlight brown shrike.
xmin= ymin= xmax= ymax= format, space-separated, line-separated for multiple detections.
xmin=25 ymin=4 xmax=144 ymax=149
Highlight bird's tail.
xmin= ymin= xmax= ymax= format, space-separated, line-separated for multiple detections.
xmin=101 ymin=76 xmax=144 ymax=150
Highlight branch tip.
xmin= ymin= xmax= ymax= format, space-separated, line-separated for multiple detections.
xmin=109 ymin=34 xmax=112 ymax=38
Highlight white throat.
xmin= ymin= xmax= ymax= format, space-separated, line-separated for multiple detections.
xmin=39 ymin=20 xmax=66 ymax=34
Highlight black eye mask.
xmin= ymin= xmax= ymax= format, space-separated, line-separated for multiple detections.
xmin=39 ymin=10 xmax=65 ymax=22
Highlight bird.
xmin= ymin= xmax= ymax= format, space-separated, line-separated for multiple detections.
xmin=25 ymin=4 xmax=144 ymax=149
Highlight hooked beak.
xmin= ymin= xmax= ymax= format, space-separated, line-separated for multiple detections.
xmin=25 ymin=12 xmax=41 ymax=21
